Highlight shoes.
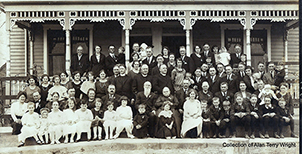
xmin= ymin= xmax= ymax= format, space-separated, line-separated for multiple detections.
xmin=250 ymin=134 xmax=255 ymax=139
xmin=36 ymin=140 xmax=42 ymax=145
xmin=50 ymin=141 xmax=54 ymax=145
xmin=172 ymin=136 xmax=176 ymax=139
xmin=70 ymin=139 xmax=74 ymax=143
xmin=231 ymin=134 xmax=236 ymax=138
xmin=245 ymin=134 xmax=250 ymax=139
xmin=280 ymin=134 xmax=284 ymax=138
xmin=264 ymin=133 xmax=269 ymax=138
xmin=212 ymin=134 xmax=217 ymax=138
xmin=259 ymin=133 xmax=265 ymax=139
xmin=218 ymin=134 xmax=224 ymax=138
xmin=105 ymin=136 xmax=109 ymax=140
xmin=55 ymin=140 xmax=61 ymax=144
xmin=128 ymin=135 xmax=135 ymax=139
xmin=18 ymin=141 xmax=25 ymax=147
xmin=98 ymin=136 xmax=102 ymax=140
xmin=64 ymin=139 xmax=68 ymax=144
xmin=274 ymin=133 xmax=280 ymax=139
xmin=291 ymin=133 xmax=298 ymax=138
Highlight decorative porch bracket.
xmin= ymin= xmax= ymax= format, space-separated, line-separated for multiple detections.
xmin=179 ymin=11 xmax=196 ymax=56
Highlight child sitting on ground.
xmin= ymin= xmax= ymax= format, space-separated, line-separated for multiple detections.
xmin=155 ymin=101 xmax=177 ymax=139
xmin=63 ymin=98 xmax=77 ymax=143
xmin=38 ymin=108 xmax=50 ymax=144
xmin=103 ymin=101 xmax=116 ymax=139
xmin=18 ymin=102 xmax=41 ymax=147
xmin=132 ymin=104 xmax=149 ymax=138
xmin=75 ymin=100 xmax=93 ymax=141
xmin=91 ymin=98 xmax=104 ymax=140
xmin=113 ymin=96 xmax=135 ymax=139
xmin=48 ymin=101 xmax=64 ymax=144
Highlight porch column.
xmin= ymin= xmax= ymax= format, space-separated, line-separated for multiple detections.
xmin=245 ymin=29 xmax=251 ymax=66
xmin=125 ymin=29 xmax=130 ymax=69
xmin=65 ymin=29 xmax=71 ymax=76
xmin=29 ymin=31 xmax=34 ymax=75
xmin=284 ymin=30 xmax=289 ymax=75
xmin=186 ymin=29 xmax=191 ymax=56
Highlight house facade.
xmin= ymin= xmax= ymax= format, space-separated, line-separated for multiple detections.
xmin=0 ymin=0 xmax=299 ymax=77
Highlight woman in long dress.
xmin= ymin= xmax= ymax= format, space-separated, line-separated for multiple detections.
xmin=95 ymin=70 xmax=109 ymax=98
xmin=10 ymin=91 xmax=28 ymax=135
xmin=181 ymin=89 xmax=203 ymax=138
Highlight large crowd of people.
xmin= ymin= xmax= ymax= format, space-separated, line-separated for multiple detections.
xmin=10 ymin=43 xmax=298 ymax=147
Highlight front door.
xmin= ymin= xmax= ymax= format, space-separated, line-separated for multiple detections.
xmin=48 ymin=30 xmax=65 ymax=76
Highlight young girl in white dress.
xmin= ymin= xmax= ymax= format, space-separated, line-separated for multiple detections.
xmin=63 ymin=98 xmax=77 ymax=143
xmin=103 ymin=101 xmax=116 ymax=140
xmin=48 ymin=101 xmax=64 ymax=144
xmin=113 ymin=96 xmax=135 ymax=139
xmin=17 ymin=102 xmax=41 ymax=147
xmin=38 ymin=108 xmax=50 ymax=144
xmin=75 ymin=100 xmax=93 ymax=141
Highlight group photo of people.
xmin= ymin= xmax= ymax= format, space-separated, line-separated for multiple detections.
xmin=10 ymin=42 xmax=298 ymax=148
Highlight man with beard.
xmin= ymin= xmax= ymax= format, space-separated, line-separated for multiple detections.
xmin=135 ymin=81 xmax=158 ymax=137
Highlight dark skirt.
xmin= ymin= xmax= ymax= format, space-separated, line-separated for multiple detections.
xmin=11 ymin=115 xmax=22 ymax=135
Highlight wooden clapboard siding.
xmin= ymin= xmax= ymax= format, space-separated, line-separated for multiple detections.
xmin=10 ymin=25 xmax=26 ymax=76
xmin=193 ymin=21 xmax=221 ymax=49
xmin=287 ymin=27 xmax=299 ymax=75
xmin=270 ymin=24 xmax=284 ymax=62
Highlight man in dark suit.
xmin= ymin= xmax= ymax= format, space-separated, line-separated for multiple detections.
xmin=263 ymin=62 xmax=278 ymax=88
xmin=105 ymin=45 xmax=118 ymax=76
xmin=200 ymin=63 xmax=210 ymax=80
xmin=256 ymin=61 xmax=266 ymax=79
xmin=132 ymin=64 xmax=152 ymax=94
xmin=198 ymin=81 xmax=213 ymax=106
xmin=216 ymin=63 xmax=226 ymax=78
xmin=201 ymin=43 xmax=215 ymax=66
xmin=235 ymin=62 xmax=246 ymax=81
xmin=101 ymin=84 xmax=121 ymax=110
xmin=107 ymin=64 xmax=120 ymax=85
xmin=230 ymin=44 xmax=242 ymax=67
xmin=142 ymin=46 xmax=157 ymax=72
xmin=112 ymin=64 xmax=134 ymax=101
xmin=220 ymin=65 xmax=238 ymax=93
xmin=33 ymin=92 xmax=47 ymax=114
xmin=192 ymin=68 xmax=205 ymax=91
xmin=219 ymin=100 xmax=232 ymax=138
xmin=151 ymin=55 xmax=164 ymax=76
xmin=135 ymin=81 xmax=158 ymax=137
xmin=152 ymin=64 xmax=174 ymax=95
xmin=179 ymin=46 xmax=190 ymax=73
xmin=214 ymin=82 xmax=234 ymax=104
xmin=175 ymin=79 xmax=192 ymax=114
xmin=90 ymin=45 xmax=106 ymax=76
xmin=207 ymin=66 xmax=221 ymax=94
xmin=70 ymin=45 xmax=90 ymax=76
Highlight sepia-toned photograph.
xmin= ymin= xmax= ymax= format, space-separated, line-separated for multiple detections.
xmin=0 ymin=0 xmax=299 ymax=153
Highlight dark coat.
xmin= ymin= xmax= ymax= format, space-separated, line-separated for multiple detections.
xmin=142 ymin=56 xmax=157 ymax=71
xmin=189 ymin=53 xmax=203 ymax=73
xmin=101 ymin=94 xmax=121 ymax=110
xmin=135 ymin=92 xmax=157 ymax=112
xmin=90 ymin=53 xmax=106 ymax=76
xmin=207 ymin=75 xmax=221 ymax=94
xmin=152 ymin=73 xmax=174 ymax=95
xmin=214 ymin=91 xmax=234 ymax=105
xmin=112 ymin=75 xmax=134 ymax=99
xmin=132 ymin=74 xmax=153 ymax=94
xmin=230 ymin=53 xmax=241 ymax=67
xmin=105 ymin=54 xmax=118 ymax=76
xmin=180 ymin=55 xmax=190 ymax=73
xmin=71 ymin=54 xmax=90 ymax=75
xmin=133 ymin=113 xmax=149 ymax=138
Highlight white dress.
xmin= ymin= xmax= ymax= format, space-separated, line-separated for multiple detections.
xmin=48 ymin=110 xmax=63 ymax=138
xmin=38 ymin=118 xmax=49 ymax=136
xmin=18 ymin=112 xmax=39 ymax=141
xmin=115 ymin=106 xmax=133 ymax=128
xmin=103 ymin=110 xmax=116 ymax=127
xmin=63 ymin=109 xmax=77 ymax=135
xmin=181 ymin=99 xmax=203 ymax=137
xmin=75 ymin=109 xmax=93 ymax=133
xmin=218 ymin=52 xmax=231 ymax=66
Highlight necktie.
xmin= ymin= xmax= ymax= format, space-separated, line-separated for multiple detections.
xmin=271 ymin=71 xmax=274 ymax=78
xmin=211 ymin=76 xmax=214 ymax=82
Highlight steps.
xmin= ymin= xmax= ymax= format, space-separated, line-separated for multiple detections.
xmin=0 ymin=138 xmax=299 ymax=154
